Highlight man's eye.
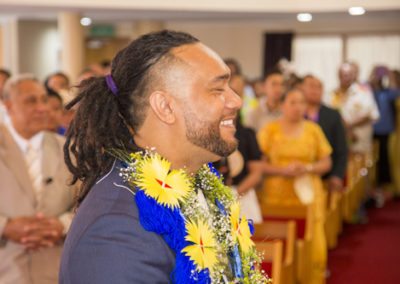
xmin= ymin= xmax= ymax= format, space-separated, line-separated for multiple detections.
xmin=213 ymin=88 xmax=225 ymax=92
xmin=26 ymin=98 xmax=37 ymax=104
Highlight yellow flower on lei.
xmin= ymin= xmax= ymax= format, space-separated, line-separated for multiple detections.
xmin=135 ymin=153 xmax=192 ymax=208
xmin=182 ymin=219 xmax=218 ymax=272
xmin=230 ymin=202 xmax=254 ymax=254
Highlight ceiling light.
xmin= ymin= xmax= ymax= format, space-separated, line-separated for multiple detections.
xmin=297 ymin=13 xmax=312 ymax=22
xmin=348 ymin=7 xmax=365 ymax=16
xmin=80 ymin=17 xmax=92 ymax=26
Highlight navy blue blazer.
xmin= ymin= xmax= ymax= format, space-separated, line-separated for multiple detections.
xmin=317 ymin=105 xmax=348 ymax=180
xmin=59 ymin=160 xmax=175 ymax=284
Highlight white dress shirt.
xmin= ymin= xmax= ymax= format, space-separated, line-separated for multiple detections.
xmin=326 ymin=82 xmax=380 ymax=153
xmin=5 ymin=119 xmax=44 ymax=172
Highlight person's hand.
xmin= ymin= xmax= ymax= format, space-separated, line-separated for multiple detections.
xmin=2 ymin=214 xmax=64 ymax=251
xmin=21 ymin=213 xmax=64 ymax=250
xmin=281 ymin=163 xmax=306 ymax=177
xmin=292 ymin=163 xmax=307 ymax=176
xmin=39 ymin=216 xmax=64 ymax=245
xmin=237 ymin=186 xmax=250 ymax=196
xmin=328 ymin=176 xmax=344 ymax=192
xmin=348 ymin=129 xmax=358 ymax=143
xmin=2 ymin=217 xmax=39 ymax=244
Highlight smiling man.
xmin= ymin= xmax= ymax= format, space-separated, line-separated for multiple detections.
xmin=131 ymin=42 xmax=241 ymax=172
xmin=58 ymin=31 xmax=272 ymax=284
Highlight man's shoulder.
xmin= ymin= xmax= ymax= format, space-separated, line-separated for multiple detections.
xmin=63 ymin=161 xmax=139 ymax=249
xmin=79 ymin=160 xmax=137 ymax=217
xmin=0 ymin=123 xmax=9 ymax=139
xmin=0 ymin=124 xmax=20 ymax=161
xmin=320 ymin=104 xmax=342 ymax=119
xmin=353 ymin=82 xmax=372 ymax=93
xmin=43 ymin=130 xmax=65 ymax=145
xmin=61 ymin=160 xmax=175 ymax=284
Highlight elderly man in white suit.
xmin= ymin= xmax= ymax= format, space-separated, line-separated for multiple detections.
xmin=0 ymin=74 xmax=75 ymax=284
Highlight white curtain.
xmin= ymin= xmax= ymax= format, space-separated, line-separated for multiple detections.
xmin=346 ymin=35 xmax=400 ymax=83
xmin=292 ymin=35 xmax=343 ymax=99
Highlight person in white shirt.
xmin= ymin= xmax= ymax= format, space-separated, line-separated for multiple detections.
xmin=0 ymin=74 xmax=75 ymax=284
xmin=326 ymin=62 xmax=380 ymax=154
xmin=245 ymin=70 xmax=284 ymax=131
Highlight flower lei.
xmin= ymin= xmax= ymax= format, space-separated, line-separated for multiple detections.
xmin=118 ymin=150 xmax=271 ymax=283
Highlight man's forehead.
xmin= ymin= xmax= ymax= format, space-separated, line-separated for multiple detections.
xmin=305 ymin=77 xmax=321 ymax=85
xmin=340 ymin=63 xmax=354 ymax=74
xmin=50 ymin=75 xmax=67 ymax=82
xmin=266 ymin=74 xmax=283 ymax=83
xmin=15 ymin=80 xmax=46 ymax=95
xmin=171 ymin=43 xmax=228 ymax=72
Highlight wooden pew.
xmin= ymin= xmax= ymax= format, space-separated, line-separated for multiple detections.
xmin=253 ymin=221 xmax=296 ymax=284
xmin=256 ymin=240 xmax=284 ymax=284
xmin=342 ymin=154 xmax=364 ymax=223
xmin=342 ymin=152 xmax=377 ymax=224
xmin=325 ymin=189 xmax=343 ymax=249
xmin=262 ymin=204 xmax=313 ymax=284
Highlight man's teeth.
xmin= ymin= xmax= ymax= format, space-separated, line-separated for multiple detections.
xmin=221 ymin=119 xmax=234 ymax=126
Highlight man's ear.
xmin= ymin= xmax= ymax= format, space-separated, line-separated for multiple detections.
xmin=148 ymin=91 xmax=176 ymax=124
xmin=4 ymin=99 xmax=12 ymax=114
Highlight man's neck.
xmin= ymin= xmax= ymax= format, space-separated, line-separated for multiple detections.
xmin=16 ymin=129 xmax=35 ymax=140
xmin=339 ymin=83 xmax=353 ymax=93
xmin=8 ymin=120 xmax=36 ymax=140
xmin=265 ymin=99 xmax=280 ymax=111
xmin=305 ymin=103 xmax=321 ymax=122
xmin=133 ymin=134 xmax=204 ymax=175
xmin=306 ymin=103 xmax=320 ymax=114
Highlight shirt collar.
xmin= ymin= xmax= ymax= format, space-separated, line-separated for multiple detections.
xmin=259 ymin=96 xmax=268 ymax=111
xmin=260 ymin=96 xmax=281 ymax=113
xmin=5 ymin=120 xmax=44 ymax=154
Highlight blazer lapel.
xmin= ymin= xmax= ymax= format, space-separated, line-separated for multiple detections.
xmin=41 ymin=132 xmax=60 ymax=187
xmin=0 ymin=124 xmax=36 ymax=203
xmin=318 ymin=105 xmax=328 ymax=128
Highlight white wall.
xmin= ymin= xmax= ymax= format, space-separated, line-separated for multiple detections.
xmin=166 ymin=16 xmax=400 ymax=80
xmin=347 ymin=35 xmax=400 ymax=82
xmin=0 ymin=17 xmax=19 ymax=74
xmin=0 ymin=25 xmax=3 ymax=67
xmin=165 ymin=21 xmax=265 ymax=79
xmin=1 ymin=0 xmax=400 ymax=13
xmin=6 ymin=15 xmax=400 ymax=83
xmin=18 ymin=20 xmax=60 ymax=80
xmin=293 ymin=35 xmax=343 ymax=96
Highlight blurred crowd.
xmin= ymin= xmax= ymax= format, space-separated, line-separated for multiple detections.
xmin=215 ymin=58 xmax=400 ymax=283
xmin=0 ymin=57 xmax=399 ymax=283
xmin=0 ymin=62 xmax=110 ymax=283
xmin=217 ymin=58 xmax=400 ymax=210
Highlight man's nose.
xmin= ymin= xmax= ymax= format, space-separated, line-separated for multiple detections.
xmin=37 ymin=100 xmax=49 ymax=112
xmin=226 ymin=88 xmax=243 ymax=110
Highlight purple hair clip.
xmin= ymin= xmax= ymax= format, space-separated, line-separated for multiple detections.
xmin=105 ymin=74 xmax=118 ymax=96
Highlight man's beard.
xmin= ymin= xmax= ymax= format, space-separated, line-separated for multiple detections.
xmin=184 ymin=108 xmax=238 ymax=157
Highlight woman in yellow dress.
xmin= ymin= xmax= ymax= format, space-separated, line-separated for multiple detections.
xmin=257 ymin=88 xmax=332 ymax=284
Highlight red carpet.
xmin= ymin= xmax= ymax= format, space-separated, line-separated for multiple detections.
xmin=327 ymin=200 xmax=400 ymax=284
